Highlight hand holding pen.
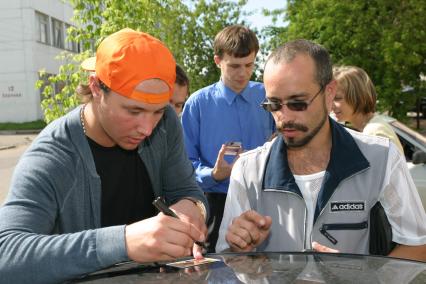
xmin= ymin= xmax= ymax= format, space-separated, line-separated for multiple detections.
xmin=153 ymin=197 xmax=207 ymax=252
xmin=124 ymin=198 xmax=206 ymax=263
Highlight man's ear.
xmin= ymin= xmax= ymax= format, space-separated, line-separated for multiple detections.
xmin=213 ymin=55 xmax=221 ymax=68
xmin=325 ymin=79 xmax=337 ymax=111
xmin=88 ymin=75 xmax=102 ymax=98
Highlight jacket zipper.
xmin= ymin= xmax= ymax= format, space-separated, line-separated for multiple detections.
xmin=320 ymin=221 xmax=368 ymax=245
xmin=288 ymin=191 xmax=308 ymax=250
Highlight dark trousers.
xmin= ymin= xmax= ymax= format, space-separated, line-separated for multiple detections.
xmin=205 ymin=192 xmax=227 ymax=253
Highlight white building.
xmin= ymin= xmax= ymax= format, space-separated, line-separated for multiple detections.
xmin=0 ymin=0 xmax=78 ymax=123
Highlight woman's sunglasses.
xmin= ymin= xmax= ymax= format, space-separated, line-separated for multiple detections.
xmin=261 ymin=87 xmax=324 ymax=112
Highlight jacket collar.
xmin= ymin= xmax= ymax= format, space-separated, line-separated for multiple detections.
xmin=67 ymin=106 xmax=102 ymax=226
xmin=68 ymin=106 xmax=98 ymax=178
xmin=263 ymin=118 xmax=370 ymax=222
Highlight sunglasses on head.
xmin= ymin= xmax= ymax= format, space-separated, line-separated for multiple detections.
xmin=261 ymin=87 xmax=324 ymax=112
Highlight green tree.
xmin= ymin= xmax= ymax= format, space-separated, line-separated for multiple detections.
xmin=182 ymin=0 xmax=248 ymax=91
xmin=36 ymin=51 xmax=90 ymax=123
xmin=37 ymin=0 xmax=249 ymax=123
xmin=264 ymin=0 xmax=426 ymax=119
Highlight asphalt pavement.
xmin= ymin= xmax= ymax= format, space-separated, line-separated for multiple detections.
xmin=0 ymin=131 xmax=39 ymax=205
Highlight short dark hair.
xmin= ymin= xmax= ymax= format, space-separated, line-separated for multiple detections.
xmin=214 ymin=25 xmax=259 ymax=58
xmin=76 ymin=78 xmax=111 ymax=103
xmin=266 ymin=39 xmax=332 ymax=88
xmin=175 ymin=65 xmax=189 ymax=88
xmin=98 ymin=79 xmax=111 ymax=93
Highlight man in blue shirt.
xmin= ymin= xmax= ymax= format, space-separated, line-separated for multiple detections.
xmin=181 ymin=24 xmax=275 ymax=252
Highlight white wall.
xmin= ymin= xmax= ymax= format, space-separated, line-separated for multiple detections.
xmin=0 ymin=0 xmax=75 ymax=122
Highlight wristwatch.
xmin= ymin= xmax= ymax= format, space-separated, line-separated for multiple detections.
xmin=181 ymin=197 xmax=207 ymax=221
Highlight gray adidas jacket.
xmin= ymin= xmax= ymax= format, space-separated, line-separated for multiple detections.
xmin=218 ymin=119 xmax=409 ymax=253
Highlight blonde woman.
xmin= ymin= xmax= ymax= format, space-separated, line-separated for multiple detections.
xmin=332 ymin=65 xmax=404 ymax=153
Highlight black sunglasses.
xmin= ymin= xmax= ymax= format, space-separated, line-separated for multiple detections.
xmin=261 ymin=87 xmax=324 ymax=112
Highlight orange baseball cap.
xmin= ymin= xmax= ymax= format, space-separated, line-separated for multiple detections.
xmin=81 ymin=28 xmax=176 ymax=104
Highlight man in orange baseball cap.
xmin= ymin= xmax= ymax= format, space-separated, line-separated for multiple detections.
xmin=0 ymin=28 xmax=208 ymax=283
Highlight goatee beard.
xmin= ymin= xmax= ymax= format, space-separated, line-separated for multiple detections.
xmin=279 ymin=113 xmax=328 ymax=148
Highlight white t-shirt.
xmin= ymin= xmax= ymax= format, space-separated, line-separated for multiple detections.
xmin=294 ymin=171 xmax=325 ymax=249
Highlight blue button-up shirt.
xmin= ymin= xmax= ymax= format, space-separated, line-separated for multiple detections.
xmin=181 ymin=80 xmax=275 ymax=193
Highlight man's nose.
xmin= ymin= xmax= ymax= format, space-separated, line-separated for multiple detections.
xmin=136 ymin=114 xmax=156 ymax=137
xmin=235 ymin=66 xmax=246 ymax=76
xmin=277 ymin=103 xmax=300 ymax=121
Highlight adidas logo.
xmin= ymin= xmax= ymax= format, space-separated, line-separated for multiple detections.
xmin=330 ymin=201 xmax=365 ymax=212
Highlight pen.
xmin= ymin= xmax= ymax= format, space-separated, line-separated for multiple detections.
xmin=152 ymin=197 xmax=207 ymax=249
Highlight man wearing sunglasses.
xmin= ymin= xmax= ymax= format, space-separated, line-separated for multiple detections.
xmin=216 ymin=39 xmax=426 ymax=261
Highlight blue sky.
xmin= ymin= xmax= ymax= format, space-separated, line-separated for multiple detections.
xmin=242 ymin=0 xmax=286 ymax=30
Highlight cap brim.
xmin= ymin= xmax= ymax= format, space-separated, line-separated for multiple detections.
xmin=81 ymin=57 xmax=96 ymax=71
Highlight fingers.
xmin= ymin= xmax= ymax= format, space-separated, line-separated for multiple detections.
xmin=262 ymin=216 xmax=272 ymax=230
xmin=177 ymin=209 xmax=207 ymax=237
xmin=215 ymin=144 xmax=230 ymax=167
xmin=312 ymin=241 xmax=339 ymax=253
xmin=212 ymin=145 xmax=232 ymax=181
xmin=160 ymin=213 xmax=204 ymax=244
xmin=192 ymin=242 xmax=205 ymax=260
xmin=153 ymin=241 xmax=194 ymax=261
xmin=167 ymin=200 xmax=208 ymax=260
xmin=169 ymin=199 xmax=207 ymax=238
xmin=230 ymin=147 xmax=244 ymax=165
xmin=241 ymin=210 xmax=271 ymax=229
xmin=225 ymin=210 xmax=271 ymax=251
xmin=217 ymin=144 xmax=227 ymax=161
xmin=226 ymin=225 xmax=255 ymax=251
xmin=231 ymin=215 xmax=261 ymax=244
xmin=158 ymin=216 xmax=206 ymax=260
xmin=125 ymin=214 xmax=206 ymax=263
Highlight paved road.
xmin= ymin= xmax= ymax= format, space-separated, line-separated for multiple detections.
xmin=0 ymin=134 xmax=38 ymax=205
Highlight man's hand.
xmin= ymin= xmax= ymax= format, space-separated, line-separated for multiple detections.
xmin=212 ymin=144 xmax=242 ymax=181
xmin=225 ymin=210 xmax=272 ymax=252
xmin=171 ymin=199 xmax=207 ymax=259
xmin=125 ymin=213 xmax=205 ymax=263
xmin=312 ymin=241 xmax=339 ymax=253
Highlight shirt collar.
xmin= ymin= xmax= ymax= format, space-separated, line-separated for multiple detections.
xmin=217 ymin=80 xmax=256 ymax=105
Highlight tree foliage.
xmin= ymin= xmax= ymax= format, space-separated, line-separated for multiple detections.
xmin=38 ymin=0 xmax=248 ymax=123
xmin=264 ymin=0 xmax=426 ymax=119
xmin=36 ymin=51 xmax=90 ymax=123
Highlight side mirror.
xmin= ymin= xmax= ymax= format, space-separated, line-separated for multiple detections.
xmin=412 ymin=150 xmax=426 ymax=164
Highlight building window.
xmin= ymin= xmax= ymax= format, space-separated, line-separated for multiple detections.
xmin=35 ymin=11 xmax=78 ymax=52
xmin=52 ymin=18 xmax=64 ymax=49
xmin=64 ymin=24 xmax=80 ymax=53
xmin=36 ymin=11 xmax=50 ymax=44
